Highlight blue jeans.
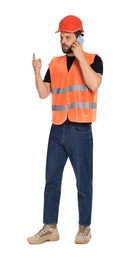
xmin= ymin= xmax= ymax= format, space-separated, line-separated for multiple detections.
xmin=43 ymin=119 xmax=93 ymax=226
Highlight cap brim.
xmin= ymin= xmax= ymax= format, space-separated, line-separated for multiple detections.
xmin=55 ymin=29 xmax=84 ymax=33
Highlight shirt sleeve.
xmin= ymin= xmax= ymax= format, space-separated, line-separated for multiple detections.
xmin=91 ymin=55 xmax=103 ymax=75
xmin=43 ymin=68 xmax=51 ymax=83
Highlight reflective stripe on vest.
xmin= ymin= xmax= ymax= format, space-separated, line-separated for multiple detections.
xmin=52 ymin=102 xmax=97 ymax=111
xmin=52 ymin=84 xmax=89 ymax=94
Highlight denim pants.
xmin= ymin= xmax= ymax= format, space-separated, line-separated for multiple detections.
xmin=43 ymin=119 xmax=93 ymax=226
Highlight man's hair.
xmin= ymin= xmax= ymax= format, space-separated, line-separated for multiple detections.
xmin=74 ymin=31 xmax=84 ymax=38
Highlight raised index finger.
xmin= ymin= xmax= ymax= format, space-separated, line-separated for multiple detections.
xmin=33 ymin=53 xmax=36 ymax=61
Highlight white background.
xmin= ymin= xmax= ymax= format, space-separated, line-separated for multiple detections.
xmin=1 ymin=0 xmax=124 ymax=259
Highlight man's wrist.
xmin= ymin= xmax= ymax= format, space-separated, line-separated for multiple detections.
xmin=35 ymin=71 xmax=41 ymax=77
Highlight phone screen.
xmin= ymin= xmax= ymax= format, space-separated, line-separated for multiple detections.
xmin=77 ymin=35 xmax=84 ymax=45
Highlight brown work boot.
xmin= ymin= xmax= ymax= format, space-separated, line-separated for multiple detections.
xmin=75 ymin=225 xmax=91 ymax=244
xmin=27 ymin=224 xmax=59 ymax=244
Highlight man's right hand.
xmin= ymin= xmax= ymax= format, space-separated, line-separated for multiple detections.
xmin=32 ymin=53 xmax=42 ymax=74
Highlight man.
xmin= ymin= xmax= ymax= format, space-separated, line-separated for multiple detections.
xmin=27 ymin=15 xmax=103 ymax=245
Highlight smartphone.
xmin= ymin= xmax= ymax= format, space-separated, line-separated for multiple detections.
xmin=77 ymin=35 xmax=84 ymax=45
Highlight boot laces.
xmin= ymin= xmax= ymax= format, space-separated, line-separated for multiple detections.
xmin=83 ymin=226 xmax=90 ymax=237
xmin=36 ymin=225 xmax=50 ymax=236
xmin=78 ymin=226 xmax=90 ymax=237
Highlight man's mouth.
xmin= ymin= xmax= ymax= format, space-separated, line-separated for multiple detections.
xmin=62 ymin=45 xmax=68 ymax=48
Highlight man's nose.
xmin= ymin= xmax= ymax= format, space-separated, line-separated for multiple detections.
xmin=61 ymin=38 xmax=66 ymax=44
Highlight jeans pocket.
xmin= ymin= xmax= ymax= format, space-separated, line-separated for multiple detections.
xmin=72 ymin=123 xmax=91 ymax=133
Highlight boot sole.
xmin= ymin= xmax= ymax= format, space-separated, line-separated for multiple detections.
xmin=28 ymin=235 xmax=59 ymax=244
xmin=75 ymin=239 xmax=90 ymax=244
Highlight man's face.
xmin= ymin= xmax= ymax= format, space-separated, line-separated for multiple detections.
xmin=60 ymin=32 xmax=76 ymax=54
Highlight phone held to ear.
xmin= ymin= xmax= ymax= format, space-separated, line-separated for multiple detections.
xmin=77 ymin=35 xmax=84 ymax=45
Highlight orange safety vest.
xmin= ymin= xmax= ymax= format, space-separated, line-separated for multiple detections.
xmin=49 ymin=52 xmax=98 ymax=125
